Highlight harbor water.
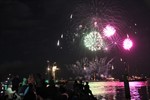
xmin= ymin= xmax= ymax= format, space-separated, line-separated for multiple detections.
xmin=89 ymin=81 xmax=149 ymax=100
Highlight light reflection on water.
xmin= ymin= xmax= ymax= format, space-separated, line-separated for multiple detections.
xmin=89 ymin=81 xmax=149 ymax=100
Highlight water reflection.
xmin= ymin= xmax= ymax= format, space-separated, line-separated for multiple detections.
xmin=89 ymin=81 xmax=149 ymax=100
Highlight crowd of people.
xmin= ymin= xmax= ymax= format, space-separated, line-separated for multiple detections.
xmin=0 ymin=74 xmax=97 ymax=100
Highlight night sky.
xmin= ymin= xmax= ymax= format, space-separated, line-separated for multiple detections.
xmin=0 ymin=0 xmax=150 ymax=77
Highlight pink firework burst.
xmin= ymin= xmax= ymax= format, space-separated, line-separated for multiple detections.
xmin=103 ymin=25 xmax=116 ymax=37
xmin=123 ymin=38 xmax=133 ymax=50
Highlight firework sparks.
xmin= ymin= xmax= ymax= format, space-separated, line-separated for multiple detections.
xmin=123 ymin=36 xmax=133 ymax=50
xmin=61 ymin=34 xmax=63 ymax=38
xmin=61 ymin=0 xmax=136 ymax=54
xmin=57 ymin=40 xmax=60 ymax=46
xmin=84 ymin=31 xmax=104 ymax=51
xmin=104 ymin=47 xmax=108 ymax=51
xmin=94 ymin=21 xmax=98 ymax=27
xmin=70 ymin=14 xmax=73 ymax=19
xmin=103 ymin=25 xmax=116 ymax=37
xmin=66 ymin=57 xmax=114 ymax=80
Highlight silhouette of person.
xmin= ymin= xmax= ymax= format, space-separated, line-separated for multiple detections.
xmin=84 ymin=82 xmax=93 ymax=96
xmin=12 ymin=75 xmax=20 ymax=93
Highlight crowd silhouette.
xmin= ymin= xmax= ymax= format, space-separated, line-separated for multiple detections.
xmin=0 ymin=73 xmax=97 ymax=100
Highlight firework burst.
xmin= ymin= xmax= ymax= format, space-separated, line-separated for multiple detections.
xmin=59 ymin=0 xmax=135 ymax=57
xmin=66 ymin=56 xmax=114 ymax=80
xmin=84 ymin=31 xmax=105 ymax=51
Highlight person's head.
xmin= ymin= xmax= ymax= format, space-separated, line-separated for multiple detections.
xmin=29 ymin=83 xmax=33 ymax=87
xmin=86 ymin=82 xmax=89 ymax=85
xmin=79 ymin=80 xmax=83 ymax=84
xmin=59 ymin=85 xmax=67 ymax=93
xmin=8 ymin=84 xmax=12 ymax=88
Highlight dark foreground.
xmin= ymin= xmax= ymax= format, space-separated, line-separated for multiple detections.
xmin=1 ymin=74 xmax=150 ymax=100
